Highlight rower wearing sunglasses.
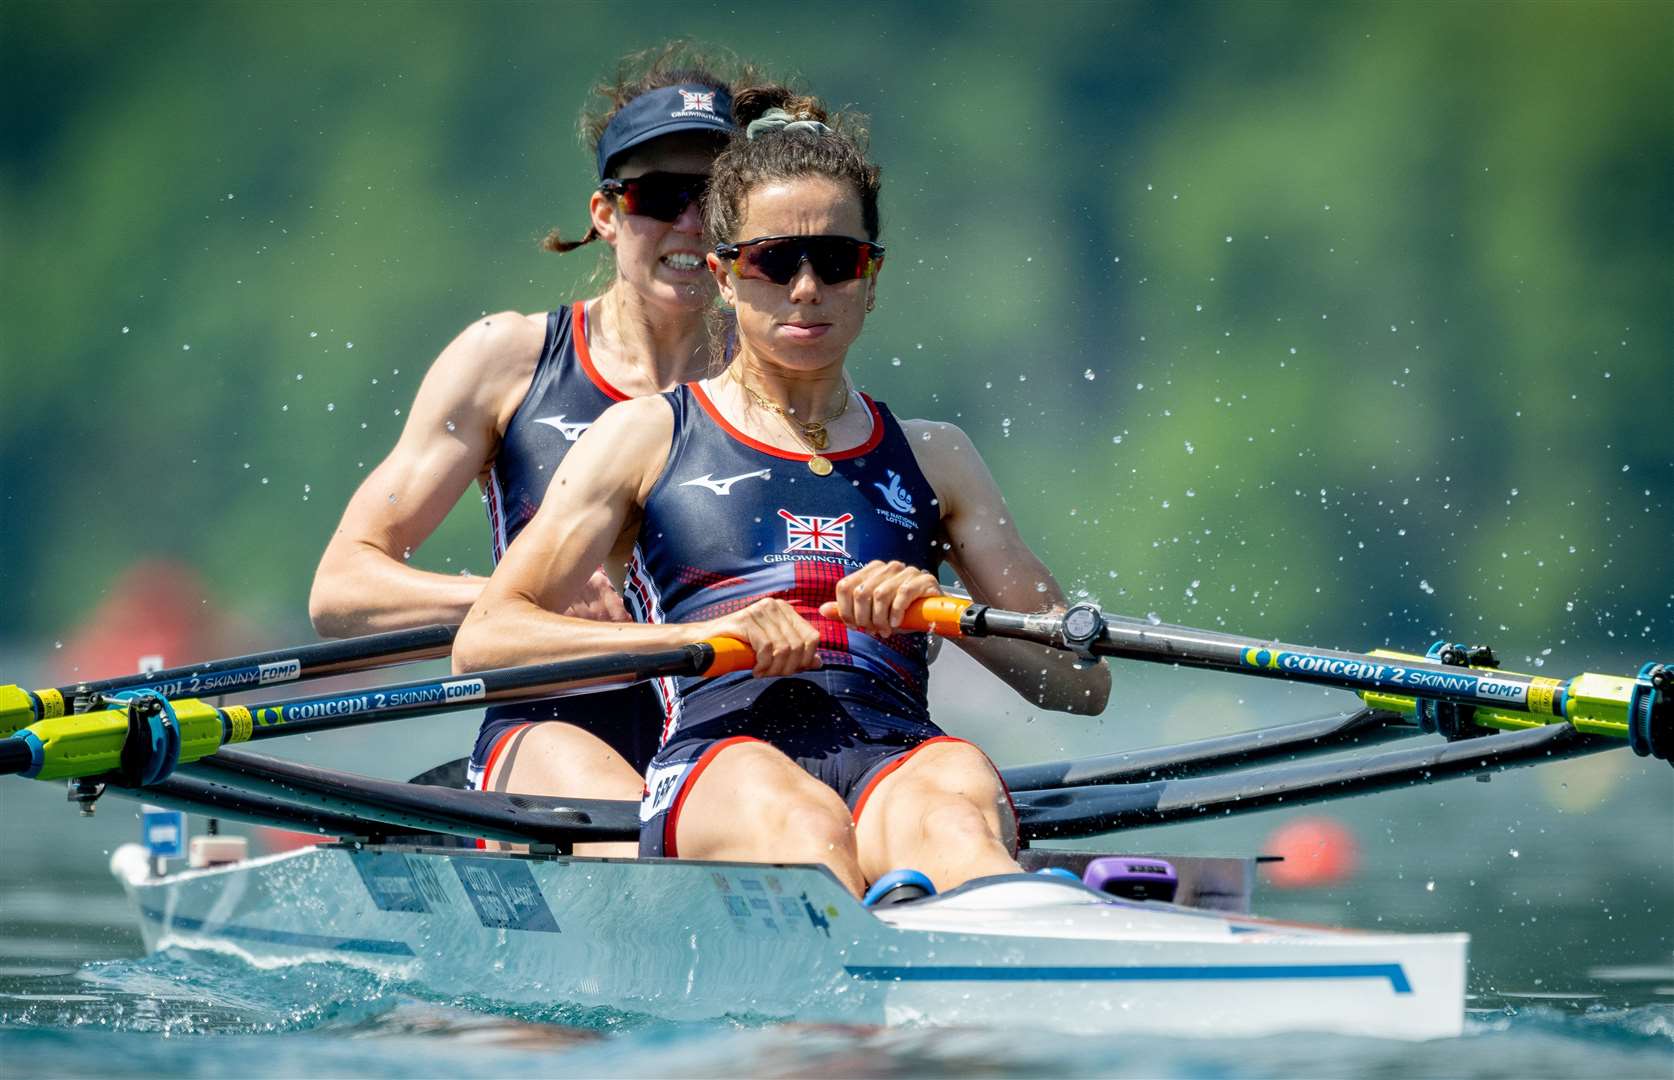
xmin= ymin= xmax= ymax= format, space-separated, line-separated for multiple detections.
xmin=309 ymin=45 xmax=767 ymax=854
xmin=456 ymin=86 xmax=1109 ymax=898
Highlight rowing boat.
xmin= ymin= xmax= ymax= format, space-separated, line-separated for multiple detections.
xmin=109 ymin=842 xmax=1467 ymax=1039
xmin=3 ymin=596 xmax=1664 ymax=1041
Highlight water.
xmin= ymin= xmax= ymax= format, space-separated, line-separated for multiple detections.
xmin=0 ymin=951 xmax=1669 ymax=1078
xmin=2 ymin=822 xmax=1669 ymax=1077
xmin=2 ymin=661 xmax=1669 ymax=1075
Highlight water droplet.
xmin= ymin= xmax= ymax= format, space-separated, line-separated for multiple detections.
xmin=121 ymin=326 xmax=130 ymax=334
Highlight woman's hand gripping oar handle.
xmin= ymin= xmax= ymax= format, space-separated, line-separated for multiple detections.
xmin=697 ymin=596 xmax=975 ymax=677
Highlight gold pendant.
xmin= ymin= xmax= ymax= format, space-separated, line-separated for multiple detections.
xmin=803 ymin=424 xmax=830 ymax=451
xmin=807 ymin=455 xmax=834 ymax=476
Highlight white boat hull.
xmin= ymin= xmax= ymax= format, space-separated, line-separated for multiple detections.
xmin=115 ymin=844 xmax=1466 ymax=1039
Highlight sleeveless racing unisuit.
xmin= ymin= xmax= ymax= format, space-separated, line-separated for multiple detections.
xmin=468 ymin=301 xmax=660 ymax=787
xmin=624 ymin=381 xmax=1000 ymax=856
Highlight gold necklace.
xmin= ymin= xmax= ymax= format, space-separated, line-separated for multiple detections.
xmin=730 ymin=368 xmax=852 ymax=475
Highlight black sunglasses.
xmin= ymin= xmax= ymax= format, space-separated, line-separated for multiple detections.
xmin=598 ymin=172 xmax=708 ymax=222
xmin=713 ymin=234 xmax=885 ymax=286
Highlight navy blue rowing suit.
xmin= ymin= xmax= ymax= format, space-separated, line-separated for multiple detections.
xmin=467 ymin=301 xmax=661 ymax=788
xmin=624 ymin=381 xmax=1013 ymax=856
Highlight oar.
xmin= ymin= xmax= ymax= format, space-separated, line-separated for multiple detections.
xmin=0 ymin=636 xmax=755 ymax=785
xmin=887 ymin=597 xmax=1672 ymax=764
xmin=1012 ymin=722 xmax=1614 ymax=839
xmin=0 ymin=624 xmax=458 ymax=738
xmin=1000 ymin=707 xmax=1421 ymax=791
xmin=0 ymin=599 xmax=977 ymax=787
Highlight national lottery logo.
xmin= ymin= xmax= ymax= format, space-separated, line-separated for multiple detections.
xmin=873 ymin=469 xmax=915 ymax=515
xmin=778 ymin=509 xmax=853 ymax=556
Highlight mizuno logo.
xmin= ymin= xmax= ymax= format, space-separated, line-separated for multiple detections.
xmin=534 ymin=415 xmax=592 ymax=441
xmin=680 ymin=469 xmax=772 ymax=495
xmin=873 ymin=469 xmax=916 ymax=515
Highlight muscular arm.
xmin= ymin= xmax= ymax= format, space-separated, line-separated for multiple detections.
xmin=308 ymin=312 xmax=543 ymax=636
xmin=909 ymin=420 xmax=1112 ymax=716
xmin=452 ymin=397 xmax=697 ymax=672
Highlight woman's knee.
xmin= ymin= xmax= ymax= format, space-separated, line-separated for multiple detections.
xmin=776 ymin=797 xmax=858 ymax=858
xmin=923 ymin=791 xmax=1000 ymax=837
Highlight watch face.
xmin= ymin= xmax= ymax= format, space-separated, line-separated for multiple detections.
xmin=1064 ymin=606 xmax=1101 ymax=641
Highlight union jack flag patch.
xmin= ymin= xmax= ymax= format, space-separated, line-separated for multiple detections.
xmin=678 ymin=90 xmax=716 ymax=114
xmin=778 ymin=509 xmax=853 ymax=556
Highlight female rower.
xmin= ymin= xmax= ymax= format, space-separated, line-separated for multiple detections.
xmin=454 ymin=87 xmax=1110 ymax=895
xmin=308 ymin=45 xmax=759 ymax=848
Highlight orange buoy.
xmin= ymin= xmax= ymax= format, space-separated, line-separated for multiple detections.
xmin=1262 ymin=816 xmax=1359 ymax=888
xmin=255 ymin=826 xmax=333 ymax=853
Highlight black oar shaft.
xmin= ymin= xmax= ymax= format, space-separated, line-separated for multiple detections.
xmin=969 ymin=606 xmax=1560 ymax=718
xmin=63 ymin=624 xmax=457 ymax=700
xmin=239 ymin=644 xmax=710 ymax=742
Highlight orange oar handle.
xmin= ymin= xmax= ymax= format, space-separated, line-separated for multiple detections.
xmin=698 ymin=597 xmax=974 ymax=677
xmin=699 ymin=637 xmax=757 ymax=676
xmin=897 ymin=595 xmax=972 ymax=636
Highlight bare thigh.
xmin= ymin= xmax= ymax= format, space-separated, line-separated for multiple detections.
xmin=674 ymin=741 xmax=865 ymax=894
xmin=853 ymin=740 xmax=1018 ymax=890
xmin=486 ymin=721 xmax=644 ymax=857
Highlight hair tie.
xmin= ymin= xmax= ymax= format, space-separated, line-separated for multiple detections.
xmin=746 ymin=107 xmax=831 ymax=140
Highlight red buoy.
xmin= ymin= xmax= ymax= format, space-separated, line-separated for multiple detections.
xmin=1262 ymin=816 xmax=1359 ymax=888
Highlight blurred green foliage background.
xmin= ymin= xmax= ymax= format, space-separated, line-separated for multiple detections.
xmin=2 ymin=0 xmax=1670 ymax=665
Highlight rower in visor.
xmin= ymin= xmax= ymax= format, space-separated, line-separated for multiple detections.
xmin=455 ymin=86 xmax=1110 ymax=896
xmin=308 ymin=45 xmax=767 ymax=856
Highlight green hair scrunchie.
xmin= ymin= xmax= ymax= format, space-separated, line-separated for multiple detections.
xmin=745 ymin=107 xmax=832 ymax=140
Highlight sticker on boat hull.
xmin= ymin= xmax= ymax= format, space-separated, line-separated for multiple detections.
xmin=450 ymin=857 xmax=560 ymax=933
xmin=351 ymin=850 xmax=432 ymax=913
xmin=711 ymin=871 xmax=834 ymax=936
